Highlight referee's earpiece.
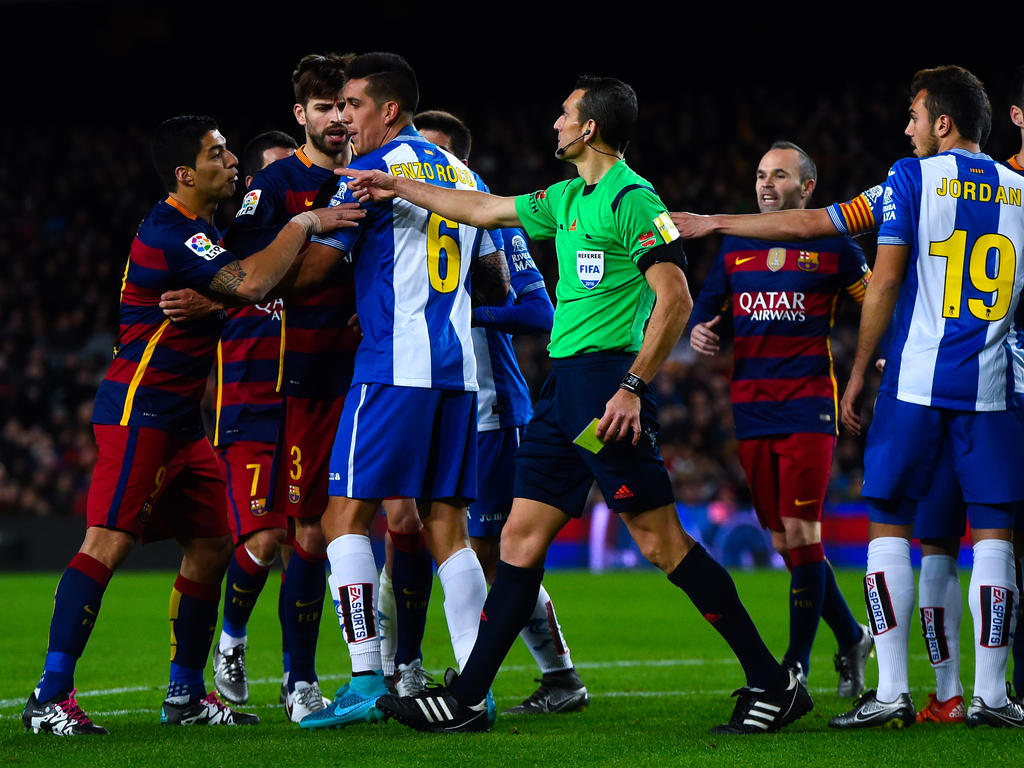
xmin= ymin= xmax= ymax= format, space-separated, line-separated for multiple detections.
xmin=583 ymin=129 xmax=591 ymax=136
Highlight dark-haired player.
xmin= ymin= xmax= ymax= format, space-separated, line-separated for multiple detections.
xmin=688 ymin=141 xmax=873 ymax=698
xmin=21 ymin=115 xmax=359 ymax=735
xmin=294 ymin=52 xmax=494 ymax=730
xmin=161 ymin=53 xmax=359 ymax=723
xmin=345 ymin=76 xmax=811 ymax=736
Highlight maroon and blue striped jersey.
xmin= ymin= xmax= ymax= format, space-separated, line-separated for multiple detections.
xmin=690 ymin=234 xmax=871 ymax=438
xmin=222 ymin=146 xmax=357 ymax=437
xmin=92 ymin=197 xmax=236 ymax=436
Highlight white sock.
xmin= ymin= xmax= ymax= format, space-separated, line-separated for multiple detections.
xmin=519 ymin=584 xmax=574 ymax=674
xmin=377 ymin=566 xmax=396 ymax=678
xmin=218 ymin=631 xmax=246 ymax=654
xmin=437 ymin=547 xmax=487 ymax=671
xmin=969 ymin=538 xmax=1016 ymax=707
xmin=918 ymin=554 xmax=963 ymax=701
xmin=326 ymin=534 xmax=381 ymax=675
xmin=866 ymin=537 xmax=915 ymax=702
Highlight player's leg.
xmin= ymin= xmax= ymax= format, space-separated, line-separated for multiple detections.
xmin=214 ymin=440 xmax=282 ymax=705
xmin=1013 ymin=525 xmax=1024 ymax=704
xmin=25 ymin=424 xmax=163 ymax=735
xmin=916 ymin=537 xmax=965 ymax=723
xmin=160 ymin=439 xmax=258 ymax=726
xmin=282 ymin=516 xmax=328 ymax=721
xmin=830 ymin=396 xmax=944 ymax=728
xmin=377 ymin=530 xmax=397 ymax=680
xmin=384 ymin=497 xmax=433 ymax=694
xmin=950 ymin=408 xmax=1024 ymax=726
xmin=471 ymin=427 xmax=586 ymax=715
xmin=302 ymin=494 xmax=388 ymax=729
xmin=777 ymin=432 xmax=870 ymax=696
xmin=271 ymin=393 xmax=343 ymax=721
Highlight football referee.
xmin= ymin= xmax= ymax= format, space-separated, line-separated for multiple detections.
xmin=341 ymin=75 xmax=810 ymax=735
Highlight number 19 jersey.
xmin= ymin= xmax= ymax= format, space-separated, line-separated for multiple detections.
xmin=877 ymin=149 xmax=1024 ymax=411
xmin=313 ymin=127 xmax=491 ymax=392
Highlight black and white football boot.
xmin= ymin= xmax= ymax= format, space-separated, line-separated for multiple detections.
xmin=376 ymin=668 xmax=490 ymax=733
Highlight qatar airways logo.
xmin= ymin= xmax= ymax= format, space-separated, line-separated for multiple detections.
xmin=254 ymin=298 xmax=284 ymax=321
xmin=737 ymin=291 xmax=806 ymax=321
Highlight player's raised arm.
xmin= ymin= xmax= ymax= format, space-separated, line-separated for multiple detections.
xmin=340 ymin=167 xmax=521 ymax=230
xmin=670 ymin=208 xmax=838 ymax=241
xmin=207 ymin=205 xmax=363 ymax=302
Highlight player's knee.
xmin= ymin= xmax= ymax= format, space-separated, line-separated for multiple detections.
xmin=79 ymin=526 xmax=136 ymax=570
xmin=244 ymin=527 xmax=286 ymax=562
xmin=293 ymin=518 xmax=326 ymax=555
xmin=781 ymin=517 xmax=821 ymax=549
xmin=181 ymin=534 xmax=234 ymax=582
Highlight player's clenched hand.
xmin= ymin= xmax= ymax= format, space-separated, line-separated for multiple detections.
xmin=840 ymin=371 xmax=865 ymax=436
xmin=159 ymin=288 xmax=223 ymax=321
xmin=669 ymin=212 xmax=716 ymax=239
xmin=690 ymin=316 xmax=721 ymax=356
xmin=336 ymin=167 xmax=397 ymax=203
xmin=596 ymin=389 xmax=642 ymax=445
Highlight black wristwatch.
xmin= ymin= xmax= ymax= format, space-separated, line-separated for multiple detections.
xmin=619 ymin=371 xmax=648 ymax=396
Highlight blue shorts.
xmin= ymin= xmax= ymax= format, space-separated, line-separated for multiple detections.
xmin=864 ymin=394 xmax=1023 ymax=529
xmin=513 ymin=352 xmax=674 ymax=518
xmin=908 ymin=439 xmax=966 ymax=539
xmin=467 ymin=427 xmax=520 ymax=538
xmin=328 ymin=383 xmax=477 ymax=502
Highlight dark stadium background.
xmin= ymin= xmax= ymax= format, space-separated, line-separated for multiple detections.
xmin=0 ymin=3 xmax=1014 ymax=569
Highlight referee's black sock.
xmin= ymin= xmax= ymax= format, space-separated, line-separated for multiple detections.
xmin=448 ymin=560 xmax=543 ymax=706
xmin=668 ymin=543 xmax=788 ymax=693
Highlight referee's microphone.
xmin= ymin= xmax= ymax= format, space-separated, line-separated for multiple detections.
xmin=555 ymin=129 xmax=590 ymax=156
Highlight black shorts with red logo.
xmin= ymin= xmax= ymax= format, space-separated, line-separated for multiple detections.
xmin=513 ymin=352 xmax=674 ymax=518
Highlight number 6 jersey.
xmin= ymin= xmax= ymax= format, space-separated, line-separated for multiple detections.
xmin=313 ymin=126 xmax=492 ymax=392
xmin=877 ymin=148 xmax=1024 ymax=411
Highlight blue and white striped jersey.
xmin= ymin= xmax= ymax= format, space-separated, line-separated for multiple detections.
xmin=473 ymin=227 xmax=553 ymax=431
xmin=877 ymin=149 xmax=1024 ymax=411
xmin=314 ymin=126 xmax=494 ymax=391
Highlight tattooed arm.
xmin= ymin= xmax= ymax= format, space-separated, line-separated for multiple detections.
xmin=205 ymin=205 xmax=363 ymax=303
xmin=471 ymin=249 xmax=511 ymax=308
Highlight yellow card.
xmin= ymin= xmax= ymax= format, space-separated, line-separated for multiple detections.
xmin=573 ymin=418 xmax=605 ymax=454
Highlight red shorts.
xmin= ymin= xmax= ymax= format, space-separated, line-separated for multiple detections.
xmin=736 ymin=433 xmax=835 ymax=532
xmin=87 ymin=425 xmax=229 ymax=543
xmin=218 ymin=440 xmax=282 ymax=541
xmin=269 ymin=395 xmax=344 ymax=520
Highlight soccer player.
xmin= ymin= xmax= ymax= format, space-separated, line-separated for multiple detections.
xmin=161 ymin=53 xmax=359 ymax=722
xmin=831 ymin=66 xmax=1024 ymax=728
xmin=688 ymin=141 xmax=873 ymax=697
xmin=21 ymin=115 xmax=360 ymax=735
xmin=292 ymin=52 xmax=493 ymax=730
xmin=409 ymin=109 xmax=589 ymax=713
xmin=671 ymin=72 xmax=1024 ymax=725
xmin=345 ymin=75 xmax=811 ymax=735
xmin=241 ymin=130 xmax=298 ymax=188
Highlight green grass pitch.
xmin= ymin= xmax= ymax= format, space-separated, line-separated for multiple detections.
xmin=2 ymin=567 xmax=1021 ymax=766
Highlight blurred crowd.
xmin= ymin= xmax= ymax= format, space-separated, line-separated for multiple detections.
xmin=3 ymin=69 xmax=1019 ymax=519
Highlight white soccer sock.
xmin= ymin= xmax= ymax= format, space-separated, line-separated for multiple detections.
xmin=969 ymin=538 xmax=1016 ymax=707
xmin=326 ymin=534 xmax=381 ymax=675
xmin=917 ymin=554 xmax=963 ymax=701
xmin=377 ymin=566 xmax=397 ymax=678
xmin=437 ymin=547 xmax=488 ymax=672
xmin=519 ymin=584 xmax=574 ymax=674
xmin=218 ymin=630 xmax=246 ymax=654
xmin=866 ymin=537 xmax=915 ymax=703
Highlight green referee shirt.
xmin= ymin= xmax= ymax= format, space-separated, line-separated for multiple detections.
xmin=514 ymin=160 xmax=680 ymax=358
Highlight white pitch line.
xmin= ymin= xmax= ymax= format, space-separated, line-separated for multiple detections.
xmin=1 ymin=653 xmax=935 ymax=713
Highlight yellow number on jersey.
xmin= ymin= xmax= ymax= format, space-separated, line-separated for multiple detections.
xmin=427 ymin=213 xmax=461 ymax=293
xmin=930 ymin=229 xmax=1016 ymax=321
